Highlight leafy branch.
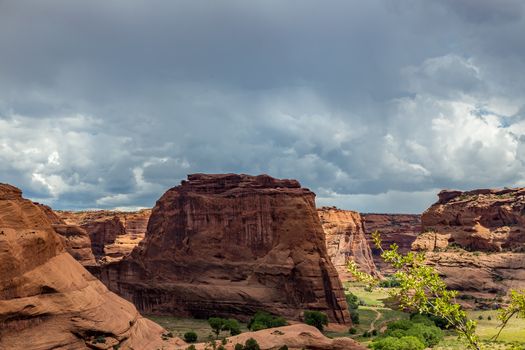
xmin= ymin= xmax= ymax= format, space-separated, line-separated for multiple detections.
xmin=348 ymin=230 xmax=481 ymax=350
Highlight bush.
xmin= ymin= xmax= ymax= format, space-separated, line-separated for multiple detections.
xmin=183 ymin=331 xmax=198 ymax=343
xmin=244 ymin=338 xmax=260 ymax=350
xmin=478 ymin=315 xmax=483 ymax=320
xmin=278 ymin=346 xmax=288 ymax=350
xmin=349 ymin=327 xmax=357 ymax=334
xmin=248 ymin=311 xmax=287 ymax=331
xmin=350 ymin=311 xmax=360 ymax=325
xmin=234 ymin=344 xmax=244 ymax=350
xmin=379 ymin=275 xmax=401 ymax=288
xmin=371 ymin=329 xmax=378 ymax=336
xmin=186 ymin=346 xmax=196 ymax=350
xmin=346 ymin=292 xmax=360 ymax=310
xmin=405 ymin=323 xmax=443 ymax=347
xmin=487 ymin=315 xmax=492 ymax=321
xmin=386 ymin=319 xmax=413 ymax=332
xmin=224 ymin=319 xmax=241 ymax=336
xmin=303 ymin=310 xmax=328 ymax=331
xmin=370 ymin=336 xmax=425 ymax=350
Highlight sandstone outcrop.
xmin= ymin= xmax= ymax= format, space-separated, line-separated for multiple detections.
xmin=37 ymin=203 xmax=97 ymax=266
xmin=318 ymin=207 xmax=378 ymax=281
xmin=362 ymin=214 xmax=421 ymax=272
xmin=97 ymin=174 xmax=350 ymax=324
xmin=174 ymin=324 xmax=366 ymax=350
xmin=0 ymin=183 xmax=178 ymax=349
xmin=412 ymin=188 xmax=525 ymax=302
xmin=58 ymin=209 xmax=151 ymax=264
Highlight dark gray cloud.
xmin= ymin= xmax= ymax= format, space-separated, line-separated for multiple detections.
xmin=1 ymin=0 xmax=525 ymax=213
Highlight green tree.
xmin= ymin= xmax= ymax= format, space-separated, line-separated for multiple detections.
xmin=348 ymin=230 xmax=480 ymax=350
xmin=247 ymin=311 xmax=287 ymax=331
xmin=224 ymin=318 xmax=241 ymax=336
xmin=370 ymin=336 xmax=425 ymax=350
xmin=208 ymin=317 xmax=226 ymax=338
xmin=303 ymin=310 xmax=329 ymax=331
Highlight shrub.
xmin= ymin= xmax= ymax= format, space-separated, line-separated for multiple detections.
xmin=183 ymin=331 xmax=198 ymax=343
xmin=349 ymin=327 xmax=357 ymax=334
xmin=405 ymin=323 xmax=443 ymax=347
xmin=386 ymin=319 xmax=413 ymax=331
xmin=379 ymin=275 xmax=401 ymax=288
xmin=234 ymin=344 xmax=244 ymax=350
xmin=303 ymin=310 xmax=328 ymax=331
xmin=244 ymin=338 xmax=260 ymax=350
xmin=95 ymin=335 xmax=106 ymax=344
xmin=370 ymin=336 xmax=425 ymax=350
xmin=346 ymin=292 xmax=360 ymax=310
xmin=248 ymin=311 xmax=287 ymax=331
xmin=478 ymin=315 xmax=483 ymax=320
xmin=350 ymin=311 xmax=360 ymax=324
xmin=186 ymin=346 xmax=196 ymax=350
xmin=371 ymin=329 xmax=378 ymax=336
xmin=278 ymin=346 xmax=288 ymax=350
xmin=224 ymin=319 xmax=241 ymax=336
xmin=487 ymin=315 xmax=492 ymax=321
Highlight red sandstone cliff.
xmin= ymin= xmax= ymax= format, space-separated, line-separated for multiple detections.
xmin=97 ymin=174 xmax=350 ymax=324
xmin=0 ymin=183 xmax=179 ymax=349
xmin=362 ymin=214 xmax=421 ymax=273
xmin=412 ymin=188 xmax=525 ymax=302
xmin=318 ymin=207 xmax=378 ymax=281
xmin=58 ymin=209 xmax=151 ymax=264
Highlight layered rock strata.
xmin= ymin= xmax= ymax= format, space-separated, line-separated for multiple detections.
xmin=362 ymin=214 xmax=421 ymax=273
xmin=97 ymin=174 xmax=350 ymax=324
xmin=58 ymin=209 xmax=151 ymax=264
xmin=317 ymin=207 xmax=378 ymax=281
xmin=412 ymin=188 xmax=525 ymax=302
xmin=0 ymin=183 xmax=176 ymax=349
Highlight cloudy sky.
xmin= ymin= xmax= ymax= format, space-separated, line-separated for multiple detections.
xmin=1 ymin=0 xmax=525 ymax=213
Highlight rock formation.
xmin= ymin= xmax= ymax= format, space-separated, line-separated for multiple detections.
xmin=97 ymin=174 xmax=350 ymax=324
xmin=36 ymin=203 xmax=97 ymax=266
xmin=412 ymin=188 xmax=525 ymax=302
xmin=58 ymin=209 xmax=151 ymax=264
xmin=362 ymin=214 xmax=421 ymax=273
xmin=317 ymin=207 xmax=378 ymax=281
xmin=0 ymin=183 xmax=179 ymax=349
xmin=175 ymin=324 xmax=366 ymax=350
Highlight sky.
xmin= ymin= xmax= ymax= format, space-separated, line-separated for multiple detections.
xmin=1 ymin=0 xmax=525 ymax=213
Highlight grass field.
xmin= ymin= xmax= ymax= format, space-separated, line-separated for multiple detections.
xmin=146 ymin=315 xmax=249 ymax=343
xmin=342 ymin=282 xmax=525 ymax=349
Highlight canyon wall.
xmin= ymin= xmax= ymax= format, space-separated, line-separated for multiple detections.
xmin=317 ymin=207 xmax=378 ymax=281
xmin=412 ymin=189 xmax=525 ymax=304
xmin=362 ymin=213 xmax=421 ymax=273
xmin=0 ymin=183 xmax=177 ymax=349
xmin=97 ymin=174 xmax=350 ymax=324
xmin=58 ymin=209 xmax=151 ymax=264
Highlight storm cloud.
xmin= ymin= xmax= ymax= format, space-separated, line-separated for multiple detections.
xmin=1 ymin=0 xmax=524 ymax=212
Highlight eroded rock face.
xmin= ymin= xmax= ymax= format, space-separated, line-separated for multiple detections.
xmin=362 ymin=214 xmax=421 ymax=272
xmin=58 ymin=210 xmax=151 ymax=264
xmin=318 ymin=207 xmax=378 ymax=281
xmin=97 ymin=174 xmax=350 ymax=324
xmin=37 ymin=203 xmax=97 ymax=266
xmin=0 ymin=183 xmax=175 ymax=350
xmin=412 ymin=188 xmax=525 ymax=301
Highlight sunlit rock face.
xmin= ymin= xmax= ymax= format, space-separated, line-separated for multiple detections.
xmin=412 ymin=189 xmax=525 ymax=304
xmin=0 ymin=183 xmax=172 ymax=350
xmin=96 ymin=174 xmax=351 ymax=324
xmin=58 ymin=209 xmax=151 ymax=264
xmin=318 ymin=207 xmax=379 ymax=281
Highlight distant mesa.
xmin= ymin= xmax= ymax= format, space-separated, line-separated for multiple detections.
xmin=58 ymin=209 xmax=151 ymax=264
xmin=95 ymin=173 xmax=351 ymax=324
xmin=0 ymin=183 xmax=179 ymax=349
